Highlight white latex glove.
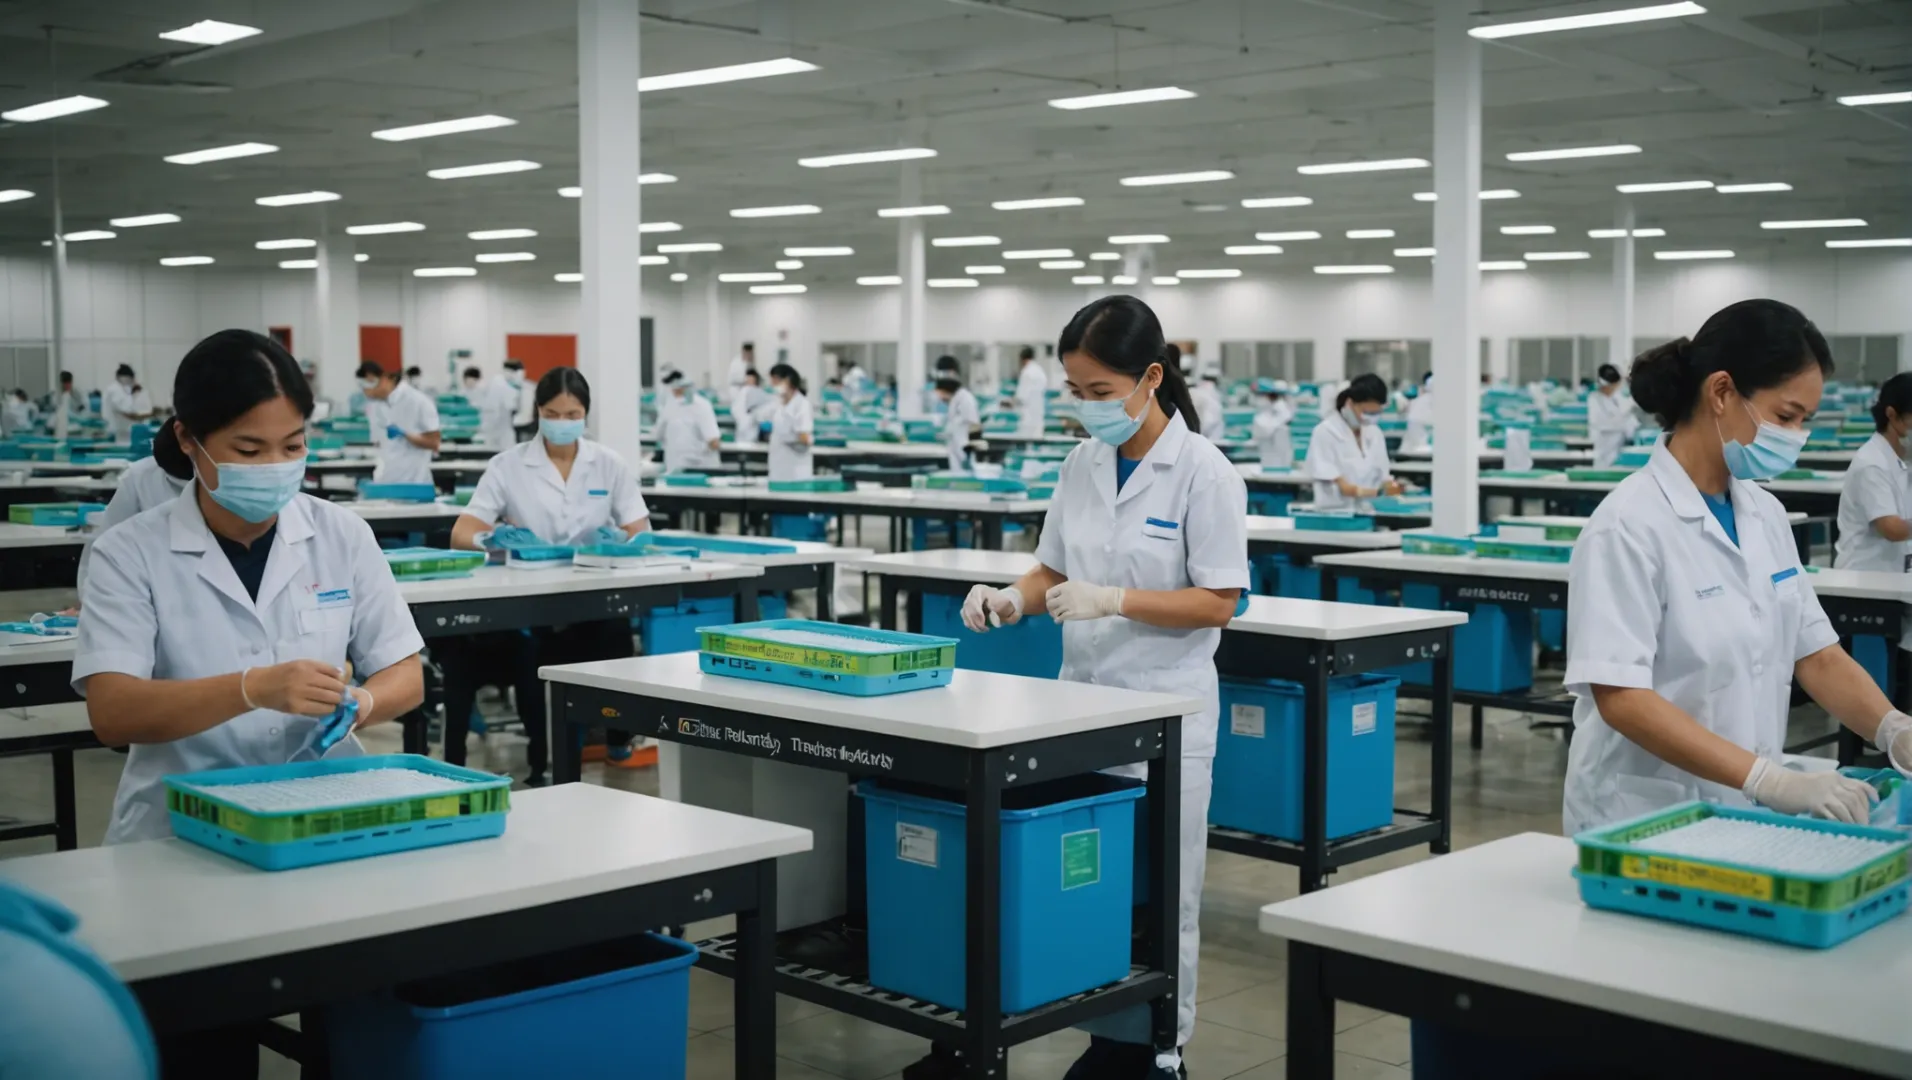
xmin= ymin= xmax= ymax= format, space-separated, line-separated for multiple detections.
xmin=960 ymin=584 xmax=1023 ymax=632
xmin=1876 ymin=710 xmax=1912 ymax=777
xmin=1045 ymin=580 xmax=1125 ymax=623
xmin=1743 ymin=757 xmax=1877 ymax=824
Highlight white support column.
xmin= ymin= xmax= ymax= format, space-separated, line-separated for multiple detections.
xmin=1611 ymin=200 xmax=1636 ymax=372
xmin=896 ymin=162 xmax=927 ymax=419
xmin=703 ymin=271 xmax=723 ymax=388
xmin=1430 ymin=0 xmax=1482 ymax=537
xmin=577 ymin=0 xmax=642 ymax=464
xmin=49 ymin=178 xmax=67 ymax=443
xmin=315 ymin=223 xmax=360 ymax=411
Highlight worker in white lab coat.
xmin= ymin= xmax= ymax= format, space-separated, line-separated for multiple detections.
xmin=1250 ymin=379 xmax=1294 ymax=468
xmin=1402 ymin=371 xmax=1434 ymax=454
xmin=357 ymin=362 xmax=441 ymax=485
xmin=475 ymin=360 xmax=525 ymax=449
xmin=936 ymin=375 xmax=980 ymax=471
xmin=731 ymin=369 xmax=769 ymax=446
xmin=101 ymin=364 xmax=155 ymax=444
xmin=1191 ymin=372 xmax=1225 ymax=445
xmin=2 ymin=390 xmax=36 ymax=437
xmin=1563 ymin=300 xmax=1907 ymax=836
xmin=1306 ymin=374 xmax=1401 ymax=511
xmin=954 ymin=296 xmax=1246 ymax=1080
xmin=657 ymin=371 xmax=722 ymax=472
xmin=766 ymin=363 xmax=815 ymax=481
xmin=1835 ymin=373 xmax=1912 ymax=573
xmin=1587 ymin=362 xmax=1638 ymax=467
xmin=1013 ymin=346 xmax=1048 ymax=438
xmin=726 ymin=342 xmax=756 ymax=397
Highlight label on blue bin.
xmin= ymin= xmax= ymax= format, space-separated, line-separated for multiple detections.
xmin=1230 ymin=703 xmax=1266 ymax=738
xmin=1353 ymin=701 xmax=1376 ymax=736
xmin=1060 ymin=829 xmax=1101 ymax=890
xmin=897 ymin=822 xmax=938 ymax=867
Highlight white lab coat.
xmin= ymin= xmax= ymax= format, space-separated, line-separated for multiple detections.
xmin=2 ymin=399 xmax=35 ymax=436
xmin=74 ymin=490 xmax=425 ymax=844
xmin=1014 ymin=362 xmax=1048 ymax=438
xmin=767 ymin=391 xmax=815 ymax=481
xmin=726 ymin=354 xmax=752 ymax=393
xmin=1402 ymin=392 xmax=1434 ymax=454
xmin=730 ymin=385 xmax=767 ymax=445
xmin=943 ymin=387 xmax=979 ymax=471
xmin=658 ymin=392 xmax=722 ymax=472
xmin=1192 ymin=382 xmax=1225 ymax=444
xmin=374 ymin=383 xmax=441 ymax=485
xmin=1834 ymin=432 xmax=1912 ymax=573
xmin=1587 ymin=386 xmax=1637 ymax=467
xmin=1251 ymin=399 xmax=1294 ymax=468
xmin=1034 ymin=412 xmax=1248 ymax=1046
xmin=479 ymin=377 xmax=522 ymax=449
xmin=78 ymin=457 xmax=190 ymax=589
xmin=1306 ymin=415 xmax=1391 ymax=511
xmin=464 ymin=437 xmax=650 ymax=546
xmin=1561 ymin=443 xmax=1837 ymax=834
xmin=102 ymin=383 xmax=152 ymax=443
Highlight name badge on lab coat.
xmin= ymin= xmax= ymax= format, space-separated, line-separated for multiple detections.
xmin=1771 ymin=566 xmax=1800 ymax=594
xmin=1142 ymin=517 xmax=1180 ymax=541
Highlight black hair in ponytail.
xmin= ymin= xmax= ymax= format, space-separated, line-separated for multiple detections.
xmin=1629 ymin=298 xmax=1831 ymax=430
xmin=1871 ymin=372 xmax=1912 ymax=433
xmin=1336 ymin=373 xmax=1389 ymax=410
xmin=1057 ymin=294 xmax=1200 ymax=434
xmin=153 ymin=329 xmax=313 ymax=481
xmin=768 ymin=362 xmax=806 ymax=395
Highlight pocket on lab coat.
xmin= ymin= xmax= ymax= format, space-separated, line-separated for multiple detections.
xmin=287 ymin=606 xmax=353 ymax=667
xmin=1608 ymin=772 xmax=1694 ymax=823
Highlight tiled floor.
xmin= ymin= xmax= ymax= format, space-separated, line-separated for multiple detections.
xmin=0 ymin=568 xmax=1846 ymax=1079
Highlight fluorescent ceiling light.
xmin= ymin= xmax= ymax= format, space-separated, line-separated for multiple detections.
xmin=470 ymin=228 xmax=537 ymax=240
xmin=751 ymin=284 xmax=806 ymax=295
xmin=719 ymin=272 xmax=785 ymax=283
xmin=474 ymin=252 xmax=535 ymax=263
xmin=256 ymin=191 xmax=338 ymax=207
xmin=256 ymin=238 xmax=316 ymax=250
xmin=785 ymin=246 xmax=853 ymax=257
xmin=159 ymin=19 xmax=261 ymax=45
xmin=1347 ymin=229 xmax=1395 ymax=239
xmin=657 ymin=242 xmax=722 ymax=253
xmin=1653 ymin=249 xmax=1734 ymax=260
xmin=878 ymin=205 xmax=950 ymax=218
xmin=1109 ymin=234 xmax=1169 ymax=244
xmin=1826 ymin=238 xmax=1912 ymax=249
xmin=1049 ymin=86 xmax=1195 ymax=110
xmin=1225 ymin=245 xmax=1283 ymax=255
xmin=1112 ymin=275 xmax=1137 ymax=286
xmin=1525 ymin=251 xmax=1591 ymax=260
xmin=1588 ymin=227 xmax=1666 ymax=238
xmin=1039 ymin=260 xmax=1086 ymax=269
xmin=1090 ymin=252 xmax=1121 ymax=261
xmin=1313 ymin=265 xmax=1394 ymax=275
xmin=640 ymin=173 xmax=676 ymax=184
xmin=414 ymin=267 xmax=477 ymax=277
xmin=966 ymin=265 xmax=1005 ymax=275
xmin=1152 ymin=276 xmax=1180 ymax=286
xmin=993 ymin=196 xmax=1083 ymax=210
xmin=1257 ymin=231 xmax=1322 ymax=242
xmin=355 ymin=253 xmax=368 ymax=262
xmin=1177 ymin=269 xmax=1242 ymax=279
xmin=1394 ymin=247 xmax=1436 ymax=257
xmin=730 ymin=204 xmax=821 ymax=218
xmin=1241 ymin=196 xmax=1313 ymax=209
xmin=933 ymin=235 xmax=999 ymax=247
xmin=1120 ymin=170 xmax=1233 ymax=187
xmin=638 ymin=255 xmax=668 ymax=266
xmin=928 ymin=278 xmax=979 ymax=288
xmin=347 ymin=221 xmax=425 ymax=235
xmin=159 ymin=256 xmax=214 ymax=267
xmin=1192 ymin=204 xmax=1228 ymax=212
xmin=558 ymin=186 xmax=582 ymax=198
xmin=1715 ymin=182 xmax=1791 ymax=193
xmin=1 ymin=95 xmax=108 ymax=123
xmin=1470 ymin=2 xmax=1705 ymax=40
xmin=1499 ymin=225 xmax=1555 ymax=235
xmin=1481 ymin=260 xmax=1527 ymax=271
xmin=427 ymin=160 xmax=540 ymax=179
xmin=1298 ymin=157 xmax=1428 ymax=175
xmin=799 ymin=147 xmax=935 ymax=168
xmin=1073 ymin=275 xmax=1106 ymax=285
xmin=1761 ymin=218 xmax=1865 ymax=229
xmin=555 ymin=273 xmax=583 ymax=283
xmin=640 ymin=57 xmax=817 ymax=93
xmin=278 ymin=259 xmax=316 ymax=270
xmin=1414 ymin=189 xmax=1521 ymax=201
xmin=1505 ymin=144 xmax=1640 ymax=161
xmin=110 ymin=213 xmax=179 ymax=228
xmin=670 ymin=272 xmax=688 ymax=282
xmin=858 ymin=275 xmax=901 ymax=286
xmin=1615 ymin=180 xmax=1712 ymax=193
xmin=0 ymin=190 xmax=33 ymax=203
xmin=1838 ymin=90 xmax=1912 ymax=107
xmin=1003 ymin=249 xmax=1072 ymax=260
xmin=638 ymin=222 xmax=681 ymax=234
xmin=372 ymin=115 xmax=515 ymax=142
xmin=776 ymin=259 xmax=804 ymax=270
xmin=165 ymin=142 xmax=277 ymax=165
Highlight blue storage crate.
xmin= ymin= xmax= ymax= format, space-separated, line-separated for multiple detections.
xmin=359 ymin=482 xmax=439 ymax=503
xmin=1246 ymin=491 xmax=1293 ymax=517
xmin=858 ymin=774 xmax=1143 ymax=1013
xmin=1210 ymin=675 xmax=1398 ymax=843
xmin=910 ymin=518 xmax=975 ymax=550
xmin=1275 ymin=559 xmax=1320 ymax=600
xmin=919 ymin=591 xmax=1062 ymax=679
xmin=1537 ymin=608 xmax=1565 ymax=652
xmin=1853 ymin=634 xmax=1891 ymax=693
xmin=770 ymin=513 xmax=830 ymax=541
xmin=1397 ymin=583 xmax=1531 ymax=693
xmin=1292 ymin=511 xmax=1374 ymax=531
xmin=640 ymin=594 xmax=785 ymax=655
xmin=328 ymin=933 xmax=697 ymax=1080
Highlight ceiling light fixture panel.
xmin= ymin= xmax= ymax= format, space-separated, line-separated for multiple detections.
xmin=165 ymin=142 xmax=278 ymax=165
xmin=719 ymin=272 xmax=785 ymax=283
xmin=1003 ymin=249 xmax=1073 ymax=260
xmin=256 ymin=191 xmax=338 ymax=206
xmin=858 ymin=275 xmax=901 ymax=286
xmin=1119 ymin=170 xmax=1233 ymax=187
xmin=1469 ymin=2 xmax=1706 ymax=40
xmin=730 ymin=204 xmax=821 ymax=218
xmin=1 ymin=95 xmax=108 ymax=123
xmin=373 ymin=115 xmax=516 ymax=141
xmin=992 ymin=196 xmax=1083 ymax=210
xmin=1760 ymin=218 xmax=1865 ymax=229
xmin=1615 ymin=180 xmax=1712 ymax=193
xmin=256 ymin=238 xmax=316 ymax=250
xmin=1826 ymin=238 xmax=1912 ymax=249
xmin=1504 ymin=144 xmax=1640 ymax=161
xmin=427 ymin=160 xmax=541 ymax=179
xmin=784 ymin=246 xmax=853 ymax=257
xmin=878 ymin=205 xmax=950 ymax=218
xmin=799 ymin=147 xmax=936 ymax=168
xmin=1414 ymin=189 xmax=1521 ymax=201
xmin=110 ymin=213 xmax=180 ymax=228
xmin=474 ymin=252 xmax=536 ymax=263
xmin=1653 ymin=249 xmax=1734 ymax=260
xmin=414 ymin=267 xmax=478 ymax=277
xmin=1837 ymin=90 xmax=1912 ymax=107
xmin=1298 ymin=158 xmax=1428 ymax=175
xmin=347 ymin=221 xmax=425 ymax=235
xmin=1109 ymin=234 xmax=1169 ymax=244
xmin=1313 ymin=264 xmax=1395 ymax=274
xmin=159 ymin=256 xmax=214 ymax=267
xmin=1224 ymin=245 xmax=1282 ymax=255
xmin=1241 ymin=196 xmax=1313 ymax=208
xmin=656 ymin=242 xmax=722 ymax=253
xmin=928 ymin=278 xmax=979 ymax=288
xmin=1049 ymin=86 xmax=1195 ymax=110
xmin=750 ymin=283 xmax=806 ymax=294
xmin=1715 ymin=182 xmax=1791 ymax=193
xmin=470 ymin=228 xmax=537 ymax=240
xmin=640 ymin=58 xmax=818 ymax=93
xmin=159 ymin=19 xmax=261 ymax=45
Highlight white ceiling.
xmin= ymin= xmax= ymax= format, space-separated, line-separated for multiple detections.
xmin=0 ymin=0 xmax=1905 ymax=284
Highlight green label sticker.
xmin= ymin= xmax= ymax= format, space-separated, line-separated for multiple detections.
xmin=1061 ymin=828 xmax=1101 ymax=891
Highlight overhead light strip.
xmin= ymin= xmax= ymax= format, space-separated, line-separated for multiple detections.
xmin=372 ymin=115 xmax=516 ymax=142
xmin=1470 ymin=2 xmax=1706 ymax=40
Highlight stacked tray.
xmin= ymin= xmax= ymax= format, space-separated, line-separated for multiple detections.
xmin=384 ymin=547 xmax=487 ymax=581
xmin=698 ymin=618 xmax=957 ymax=696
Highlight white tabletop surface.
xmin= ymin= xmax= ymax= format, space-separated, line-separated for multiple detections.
xmin=1479 ymin=474 xmax=1845 ymax=497
xmin=1800 ymin=567 xmax=1912 ymax=602
xmin=0 ymin=476 xmax=118 ymax=494
xmin=651 ymin=530 xmax=874 ymax=567
xmin=1234 ymin=464 xmax=1316 ymax=487
xmin=0 ymin=784 xmax=812 ymax=982
xmin=0 ymin=636 xmax=76 ymax=667
xmin=342 ymin=500 xmax=467 ymax=522
xmin=843 ymin=548 xmax=1033 ymax=584
xmin=397 ymin=560 xmax=762 ymax=604
xmin=1314 ymin=549 xmax=1572 ymax=582
xmin=0 ymin=522 xmax=87 ymax=549
xmin=1230 ymin=594 xmax=1466 ymax=640
xmin=540 ymin=650 xmax=1203 ymax=748
xmin=0 ymin=700 xmax=92 ymax=740
xmin=1246 ymin=515 xmax=1406 ymax=550
xmin=1259 ymin=833 xmax=1912 ymax=1078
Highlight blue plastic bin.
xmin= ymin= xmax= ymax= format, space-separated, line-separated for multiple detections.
xmin=1210 ymin=675 xmax=1398 ymax=842
xmin=328 ymin=934 xmax=697 ymax=1080
xmin=770 ymin=513 xmax=830 ymax=541
xmin=1247 ymin=491 xmax=1293 ymax=517
xmin=920 ymin=592 xmax=1062 ymax=679
xmin=1398 ymin=584 xmax=1532 ymax=693
xmin=1536 ymin=608 xmax=1565 ymax=652
xmin=910 ymin=518 xmax=975 ymax=550
xmin=1853 ymin=634 xmax=1891 ymax=693
xmin=858 ymin=774 xmax=1143 ymax=1013
xmin=639 ymin=594 xmax=785 ymax=655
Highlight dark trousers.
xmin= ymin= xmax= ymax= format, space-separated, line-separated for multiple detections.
xmin=438 ymin=619 xmax=634 ymax=774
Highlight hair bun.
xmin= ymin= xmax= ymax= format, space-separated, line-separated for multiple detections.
xmin=1160 ymin=342 xmax=1181 ymax=368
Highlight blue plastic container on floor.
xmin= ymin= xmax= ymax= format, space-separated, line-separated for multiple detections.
xmin=1853 ymin=634 xmax=1891 ymax=692
xmin=858 ymin=774 xmax=1143 ymax=1013
xmin=1210 ymin=674 xmax=1398 ymax=842
xmin=919 ymin=592 xmax=1061 ymax=678
xmin=770 ymin=513 xmax=830 ymax=542
xmin=328 ymin=934 xmax=697 ymax=1079
xmin=1397 ymin=584 xmax=1531 ymax=693
xmin=640 ymin=594 xmax=785 ymax=655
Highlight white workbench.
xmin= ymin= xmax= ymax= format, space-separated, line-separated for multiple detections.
xmin=1315 ymin=549 xmax=1571 ymax=583
xmin=395 ymin=559 xmax=763 ymax=605
xmin=1260 ymin=832 xmax=1912 ymax=1078
xmin=1247 ymin=515 xmax=1407 ymax=551
xmin=842 ymin=547 xmax=1033 ymax=585
xmin=341 ymin=500 xmax=467 ymax=524
xmin=0 ymin=522 xmax=86 ymax=550
xmin=1235 ymin=464 xmax=1316 ymax=488
xmin=651 ymin=530 xmax=875 ymax=568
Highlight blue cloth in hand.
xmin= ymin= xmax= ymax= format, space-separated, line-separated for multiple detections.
xmin=385 ymin=424 xmax=405 ymax=440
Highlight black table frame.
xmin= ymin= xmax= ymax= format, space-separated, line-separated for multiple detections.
xmin=548 ymin=680 xmax=1184 ymax=1077
xmin=871 ymin=572 xmax=1457 ymax=894
xmin=643 ymin=488 xmax=1048 ymax=552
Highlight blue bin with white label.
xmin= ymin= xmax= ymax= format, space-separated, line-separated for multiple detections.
xmin=639 ymin=595 xmax=786 ymax=655
xmin=919 ymin=592 xmax=1061 ymax=678
xmin=1210 ymin=674 xmax=1398 ymax=842
xmin=857 ymin=774 xmax=1143 ymax=1013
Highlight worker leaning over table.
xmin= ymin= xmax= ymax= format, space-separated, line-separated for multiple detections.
xmin=953 ymin=294 xmax=1248 ymax=1080
xmin=1564 ymin=299 xmax=1911 ymax=835
xmin=1306 ymin=372 xmax=1402 ymax=512
xmin=357 ymin=360 xmax=441 ymax=484
xmin=1834 ymin=372 xmax=1912 ymax=574
xmin=1586 ymin=362 xmax=1638 ymax=468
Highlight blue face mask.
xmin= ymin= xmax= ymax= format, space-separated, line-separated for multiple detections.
xmin=195 ymin=441 xmax=306 ymax=524
xmin=541 ymin=417 xmax=585 ymax=446
xmin=1719 ymin=401 xmax=1806 ymax=481
xmin=1075 ymin=379 xmax=1151 ymax=446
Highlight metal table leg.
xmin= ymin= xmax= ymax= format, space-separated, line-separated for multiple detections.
xmin=735 ymin=861 xmax=778 ymax=1080
xmin=52 ymin=747 xmax=76 ymax=850
xmin=962 ymin=752 xmax=1006 ymax=1078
